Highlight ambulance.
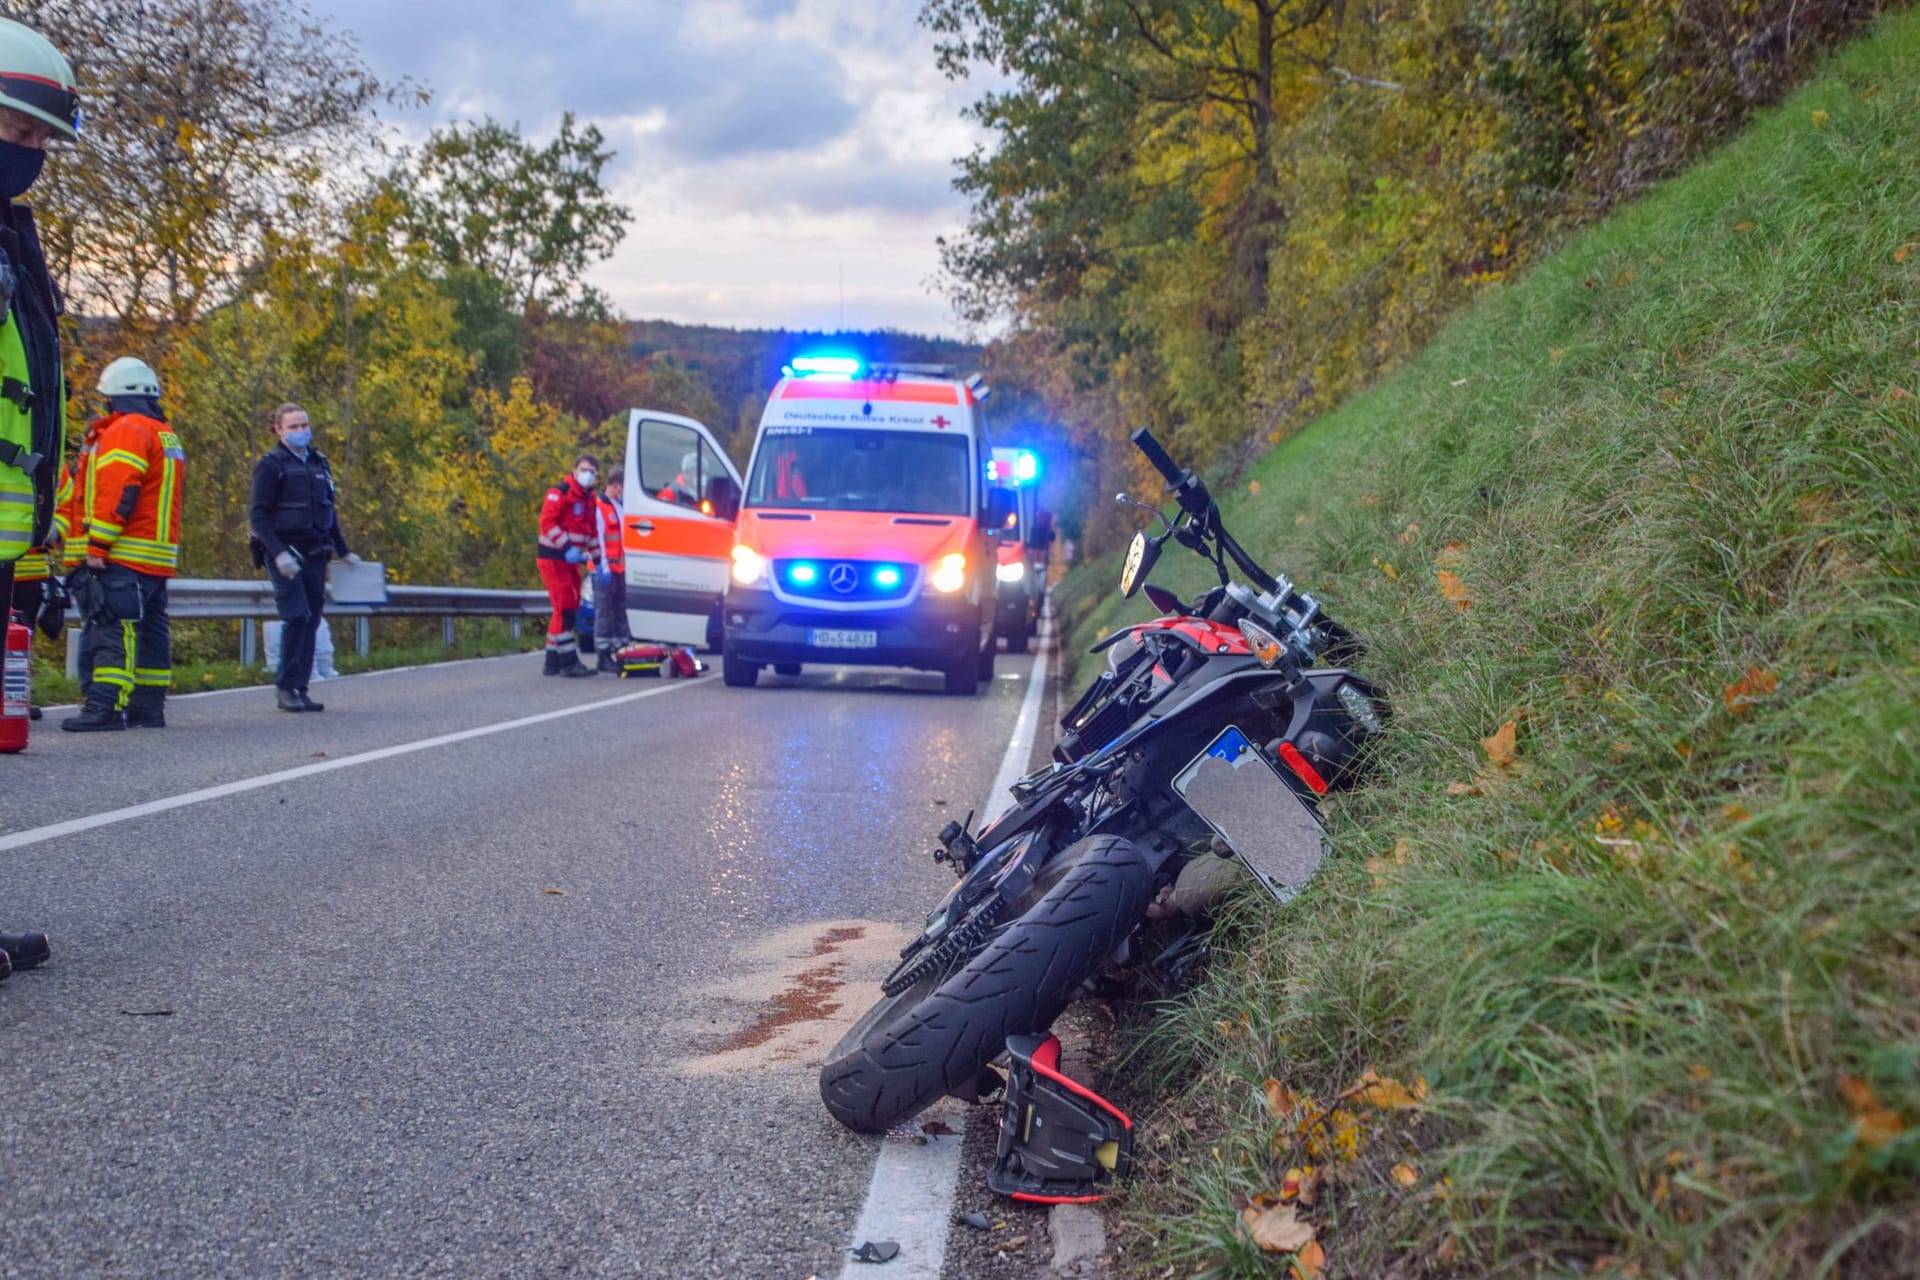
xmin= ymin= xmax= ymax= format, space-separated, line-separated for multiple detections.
xmin=617 ymin=409 xmax=745 ymax=650
xmin=987 ymin=447 xmax=1052 ymax=654
xmin=718 ymin=356 xmax=1015 ymax=695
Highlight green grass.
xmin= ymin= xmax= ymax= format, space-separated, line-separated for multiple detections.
xmin=27 ymin=619 xmax=544 ymax=707
xmin=1065 ymin=12 xmax=1920 ymax=1276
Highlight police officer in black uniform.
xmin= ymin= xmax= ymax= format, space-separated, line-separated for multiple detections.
xmin=249 ymin=402 xmax=360 ymax=713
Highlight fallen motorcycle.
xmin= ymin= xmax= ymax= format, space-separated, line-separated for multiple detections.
xmin=819 ymin=428 xmax=1388 ymax=1196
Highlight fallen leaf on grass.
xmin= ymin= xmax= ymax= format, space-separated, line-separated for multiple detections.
xmin=1397 ymin=522 xmax=1422 ymax=544
xmin=1480 ymin=721 xmax=1518 ymax=769
xmin=1282 ymin=1166 xmax=1321 ymax=1206
xmin=1721 ymin=667 xmax=1778 ymax=714
xmin=1374 ymin=558 xmax=1400 ymax=582
xmin=1391 ymin=1162 xmax=1419 ymax=1186
xmin=1351 ymin=1069 xmax=1427 ymax=1109
xmin=1249 ymin=480 xmax=1262 ymax=497
xmin=1811 ymin=109 xmax=1830 ymax=127
xmin=1292 ymin=1239 xmax=1327 ymax=1278
xmin=1689 ymin=1063 xmax=1714 ymax=1083
xmin=1265 ymin=1078 xmax=1301 ymax=1120
xmin=1896 ymin=244 xmax=1914 ymax=264
xmin=1241 ymin=1202 xmax=1315 ymax=1252
xmin=1837 ymin=1073 xmax=1908 ymax=1150
xmin=1733 ymin=221 xmax=1755 ymax=232
xmin=1435 ymin=571 xmax=1474 ymax=611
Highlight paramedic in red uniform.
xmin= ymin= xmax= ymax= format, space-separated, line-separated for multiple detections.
xmin=537 ymin=453 xmax=599 ymax=677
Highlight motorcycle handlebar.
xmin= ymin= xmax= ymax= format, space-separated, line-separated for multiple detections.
xmin=1130 ymin=428 xmax=1186 ymax=488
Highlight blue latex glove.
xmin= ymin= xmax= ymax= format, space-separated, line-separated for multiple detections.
xmin=563 ymin=547 xmax=588 ymax=565
xmin=592 ymin=568 xmax=614 ymax=589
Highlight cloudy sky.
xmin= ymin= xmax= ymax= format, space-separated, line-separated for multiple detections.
xmin=315 ymin=0 xmax=993 ymax=336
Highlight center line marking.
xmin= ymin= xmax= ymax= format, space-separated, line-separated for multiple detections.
xmin=0 ymin=680 xmax=700 ymax=855
xmin=837 ymin=610 xmax=1054 ymax=1280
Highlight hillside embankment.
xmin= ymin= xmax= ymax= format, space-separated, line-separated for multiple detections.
xmin=1056 ymin=11 xmax=1920 ymax=1276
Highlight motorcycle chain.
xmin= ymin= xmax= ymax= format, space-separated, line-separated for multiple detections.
xmin=881 ymin=896 xmax=1005 ymax=997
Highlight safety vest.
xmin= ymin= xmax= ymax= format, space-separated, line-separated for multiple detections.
xmin=53 ymin=429 xmax=93 ymax=570
xmin=0 ymin=206 xmax=64 ymax=565
xmin=78 ymin=412 xmax=185 ymax=577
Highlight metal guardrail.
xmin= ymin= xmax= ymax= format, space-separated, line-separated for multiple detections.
xmin=62 ymin=577 xmax=549 ymax=678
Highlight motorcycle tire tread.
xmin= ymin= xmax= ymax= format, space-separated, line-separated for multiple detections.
xmin=819 ymin=834 xmax=1155 ymax=1134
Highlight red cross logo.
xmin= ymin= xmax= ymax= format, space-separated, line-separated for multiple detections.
xmin=930 ymin=415 xmax=951 ymax=429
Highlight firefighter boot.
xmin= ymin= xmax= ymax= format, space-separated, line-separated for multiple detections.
xmin=62 ymin=702 xmax=126 ymax=732
xmin=126 ymin=692 xmax=167 ymax=729
xmin=596 ymin=647 xmax=619 ymax=673
xmin=0 ymin=931 xmax=50 ymax=970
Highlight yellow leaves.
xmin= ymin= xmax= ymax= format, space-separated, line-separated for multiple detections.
xmin=1837 ymin=1073 xmax=1907 ymax=1151
xmin=1721 ymin=667 xmax=1778 ymax=714
xmin=1397 ymin=522 xmax=1422 ymax=545
xmin=1265 ymin=1077 xmax=1301 ymax=1121
xmin=1366 ymin=838 xmax=1411 ymax=892
xmin=1374 ymin=558 xmax=1400 ymax=582
xmin=1733 ymin=221 xmax=1755 ymax=233
xmin=1451 ymin=721 xmax=1520 ymax=797
xmin=1350 ymin=1069 xmax=1428 ymax=1110
xmin=1688 ymin=1063 xmax=1713 ymax=1083
xmin=1434 ymin=542 xmax=1474 ymax=610
xmin=1893 ymin=243 xmax=1913 ymax=264
xmin=1810 ymin=109 xmax=1830 ymax=128
xmin=1281 ymin=1166 xmax=1320 ymax=1206
xmin=1391 ymin=1162 xmax=1419 ymax=1186
xmin=1249 ymin=480 xmax=1262 ymax=497
xmin=1240 ymin=1202 xmax=1315 ymax=1253
xmin=1303 ymin=1107 xmax=1363 ymax=1162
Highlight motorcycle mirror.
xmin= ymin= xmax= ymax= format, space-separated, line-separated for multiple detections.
xmin=1113 ymin=492 xmax=1171 ymax=534
xmin=1120 ymin=529 xmax=1161 ymax=598
xmin=1143 ymin=582 xmax=1185 ymax=616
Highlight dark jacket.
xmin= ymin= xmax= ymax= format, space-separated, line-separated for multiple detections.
xmin=249 ymin=443 xmax=350 ymax=560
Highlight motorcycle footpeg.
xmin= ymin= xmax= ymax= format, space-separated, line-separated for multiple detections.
xmin=987 ymin=1034 xmax=1133 ymax=1203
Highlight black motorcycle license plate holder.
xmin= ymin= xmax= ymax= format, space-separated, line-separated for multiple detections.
xmin=1173 ymin=726 xmax=1328 ymax=904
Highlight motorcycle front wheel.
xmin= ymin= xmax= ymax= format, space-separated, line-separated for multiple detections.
xmin=819 ymin=834 xmax=1156 ymax=1134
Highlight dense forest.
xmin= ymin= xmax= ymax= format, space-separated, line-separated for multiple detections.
xmin=932 ymin=0 xmax=1887 ymax=548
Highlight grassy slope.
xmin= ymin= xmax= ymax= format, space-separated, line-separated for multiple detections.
xmin=1067 ymin=13 xmax=1920 ymax=1276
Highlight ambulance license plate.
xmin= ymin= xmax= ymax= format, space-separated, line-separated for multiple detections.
xmin=809 ymin=628 xmax=878 ymax=649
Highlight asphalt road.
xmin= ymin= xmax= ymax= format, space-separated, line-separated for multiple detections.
xmin=1 ymin=649 xmax=1047 ymax=1278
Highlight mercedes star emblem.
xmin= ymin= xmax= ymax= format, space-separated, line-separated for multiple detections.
xmin=829 ymin=563 xmax=859 ymax=594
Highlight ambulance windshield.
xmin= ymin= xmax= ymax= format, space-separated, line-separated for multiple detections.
xmin=747 ymin=429 xmax=971 ymax=516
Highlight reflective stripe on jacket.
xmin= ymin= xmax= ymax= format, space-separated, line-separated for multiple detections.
xmin=596 ymin=494 xmax=624 ymax=573
xmin=0 ymin=203 xmax=63 ymax=564
xmin=81 ymin=412 xmax=185 ymax=577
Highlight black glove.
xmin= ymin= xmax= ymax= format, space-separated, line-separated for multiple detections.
xmin=35 ymin=573 xmax=67 ymax=642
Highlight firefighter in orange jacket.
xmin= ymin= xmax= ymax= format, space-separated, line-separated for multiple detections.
xmin=536 ymin=453 xmax=599 ymax=677
xmin=63 ymin=357 xmax=184 ymax=732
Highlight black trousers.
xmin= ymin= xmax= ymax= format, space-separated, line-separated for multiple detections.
xmin=272 ymin=550 xmax=330 ymax=692
xmin=80 ymin=564 xmax=170 ymax=713
xmin=5 ymin=560 xmax=39 ymax=626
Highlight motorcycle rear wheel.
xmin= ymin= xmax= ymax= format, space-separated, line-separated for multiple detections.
xmin=819 ymin=833 xmax=1155 ymax=1134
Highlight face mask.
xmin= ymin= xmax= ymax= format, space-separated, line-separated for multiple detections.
xmin=576 ymin=469 xmax=598 ymax=488
xmin=0 ymin=140 xmax=45 ymax=201
xmin=284 ymin=428 xmax=312 ymax=448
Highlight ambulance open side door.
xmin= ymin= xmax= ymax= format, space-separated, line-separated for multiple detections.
xmin=622 ymin=410 xmax=743 ymax=649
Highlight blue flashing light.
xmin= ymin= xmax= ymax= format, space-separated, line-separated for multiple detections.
xmin=791 ymin=354 xmax=862 ymax=378
xmin=873 ymin=566 xmax=903 ymax=589
xmin=1015 ymin=451 xmax=1040 ymax=483
xmin=789 ymin=562 xmax=819 ymax=585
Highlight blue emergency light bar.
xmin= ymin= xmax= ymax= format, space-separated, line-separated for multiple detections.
xmin=1015 ymin=451 xmax=1040 ymax=482
xmin=790 ymin=354 xmax=863 ymax=377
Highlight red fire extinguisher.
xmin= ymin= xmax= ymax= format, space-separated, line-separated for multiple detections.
xmin=2 ymin=615 xmax=30 ymax=753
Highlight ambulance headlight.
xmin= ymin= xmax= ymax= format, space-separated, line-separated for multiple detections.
xmin=996 ymin=560 xmax=1027 ymax=584
xmin=931 ymin=554 xmax=968 ymax=594
xmin=731 ymin=545 xmax=768 ymax=586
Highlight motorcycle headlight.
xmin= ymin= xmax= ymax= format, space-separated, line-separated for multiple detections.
xmin=931 ymin=553 xmax=967 ymax=594
xmin=731 ymin=545 xmax=767 ymax=586
xmin=995 ymin=559 xmax=1027 ymax=584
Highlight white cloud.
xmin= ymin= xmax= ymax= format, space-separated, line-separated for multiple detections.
xmin=315 ymin=0 xmax=991 ymax=334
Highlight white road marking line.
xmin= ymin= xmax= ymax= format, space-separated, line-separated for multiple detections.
xmin=0 ymin=680 xmax=699 ymax=855
xmin=42 ymin=650 xmax=541 ymax=712
xmin=836 ymin=613 xmax=1055 ymax=1280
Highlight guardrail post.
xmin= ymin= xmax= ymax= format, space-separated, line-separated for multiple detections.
xmin=443 ymin=616 xmax=456 ymax=647
xmin=66 ymin=627 xmax=80 ymax=680
xmin=240 ymin=619 xmax=256 ymax=667
xmin=356 ymin=616 xmax=370 ymax=657
xmin=510 ymin=616 xmax=521 ymax=640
